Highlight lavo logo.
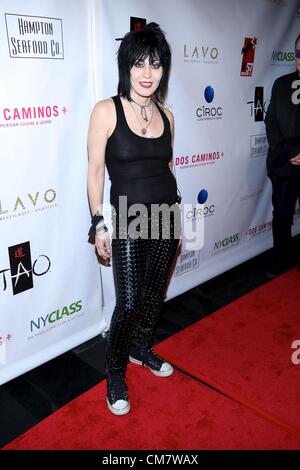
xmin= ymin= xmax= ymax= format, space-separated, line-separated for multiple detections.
xmin=0 ymin=189 xmax=56 ymax=217
xmin=1 ymin=241 xmax=51 ymax=295
xmin=30 ymin=300 xmax=82 ymax=333
xmin=184 ymin=45 xmax=218 ymax=61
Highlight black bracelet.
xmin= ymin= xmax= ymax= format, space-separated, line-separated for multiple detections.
xmin=175 ymin=188 xmax=182 ymax=204
xmin=88 ymin=213 xmax=104 ymax=237
xmin=91 ymin=214 xmax=104 ymax=225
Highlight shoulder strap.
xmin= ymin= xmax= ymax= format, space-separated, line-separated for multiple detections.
xmin=111 ymin=95 xmax=127 ymax=127
xmin=154 ymin=101 xmax=171 ymax=133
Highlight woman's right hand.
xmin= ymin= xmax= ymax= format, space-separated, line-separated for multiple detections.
xmin=95 ymin=231 xmax=111 ymax=260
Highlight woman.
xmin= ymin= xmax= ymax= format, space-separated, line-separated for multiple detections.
xmin=87 ymin=22 xmax=181 ymax=416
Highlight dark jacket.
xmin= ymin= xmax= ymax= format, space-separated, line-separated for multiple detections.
xmin=265 ymin=71 xmax=300 ymax=179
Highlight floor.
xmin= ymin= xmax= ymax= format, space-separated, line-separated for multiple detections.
xmin=0 ymin=239 xmax=299 ymax=448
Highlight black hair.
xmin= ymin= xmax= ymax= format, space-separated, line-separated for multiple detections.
xmin=296 ymin=33 xmax=300 ymax=49
xmin=117 ymin=22 xmax=171 ymax=104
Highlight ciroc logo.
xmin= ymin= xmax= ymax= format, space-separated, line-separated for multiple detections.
xmin=196 ymin=86 xmax=223 ymax=121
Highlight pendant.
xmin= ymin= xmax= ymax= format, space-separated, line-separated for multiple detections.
xmin=141 ymin=106 xmax=148 ymax=122
xmin=141 ymin=128 xmax=147 ymax=135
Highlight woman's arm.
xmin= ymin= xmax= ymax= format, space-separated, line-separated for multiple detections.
xmin=87 ymin=99 xmax=112 ymax=260
xmin=164 ymin=107 xmax=175 ymax=174
xmin=87 ymin=100 xmax=110 ymax=215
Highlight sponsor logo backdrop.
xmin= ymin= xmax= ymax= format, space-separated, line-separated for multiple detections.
xmin=1 ymin=0 xmax=299 ymax=382
xmin=97 ymin=0 xmax=300 ymax=324
xmin=0 ymin=0 xmax=103 ymax=384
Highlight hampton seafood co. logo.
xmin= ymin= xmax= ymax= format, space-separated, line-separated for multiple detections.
xmin=5 ymin=13 xmax=64 ymax=59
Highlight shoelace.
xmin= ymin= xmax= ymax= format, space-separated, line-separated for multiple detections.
xmin=107 ymin=376 xmax=128 ymax=404
xmin=133 ymin=347 xmax=164 ymax=370
xmin=145 ymin=349 xmax=164 ymax=369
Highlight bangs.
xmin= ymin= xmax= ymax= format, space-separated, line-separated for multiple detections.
xmin=129 ymin=35 xmax=163 ymax=67
xmin=132 ymin=48 xmax=161 ymax=66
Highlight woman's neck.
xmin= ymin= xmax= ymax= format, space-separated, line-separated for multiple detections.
xmin=129 ymin=90 xmax=152 ymax=106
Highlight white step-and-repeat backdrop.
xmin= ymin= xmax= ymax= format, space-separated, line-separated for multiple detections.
xmin=1 ymin=0 xmax=299 ymax=383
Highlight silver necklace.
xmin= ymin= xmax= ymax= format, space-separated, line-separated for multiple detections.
xmin=129 ymin=99 xmax=154 ymax=135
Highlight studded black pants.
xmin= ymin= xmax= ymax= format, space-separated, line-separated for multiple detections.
xmin=105 ymin=206 xmax=181 ymax=379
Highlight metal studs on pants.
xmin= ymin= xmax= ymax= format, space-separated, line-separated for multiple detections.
xmin=105 ymin=208 xmax=180 ymax=379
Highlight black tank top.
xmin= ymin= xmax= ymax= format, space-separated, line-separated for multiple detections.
xmin=105 ymin=95 xmax=178 ymax=210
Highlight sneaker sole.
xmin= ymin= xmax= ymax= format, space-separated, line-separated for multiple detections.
xmin=106 ymin=397 xmax=131 ymax=416
xmin=129 ymin=356 xmax=174 ymax=377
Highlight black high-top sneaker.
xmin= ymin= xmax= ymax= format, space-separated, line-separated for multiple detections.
xmin=129 ymin=345 xmax=174 ymax=377
xmin=106 ymin=375 xmax=130 ymax=416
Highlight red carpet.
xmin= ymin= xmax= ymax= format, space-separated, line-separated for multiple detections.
xmin=3 ymin=364 xmax=300 ymax=450
xmin=156 ymin=268 xmax=300 ymax=436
